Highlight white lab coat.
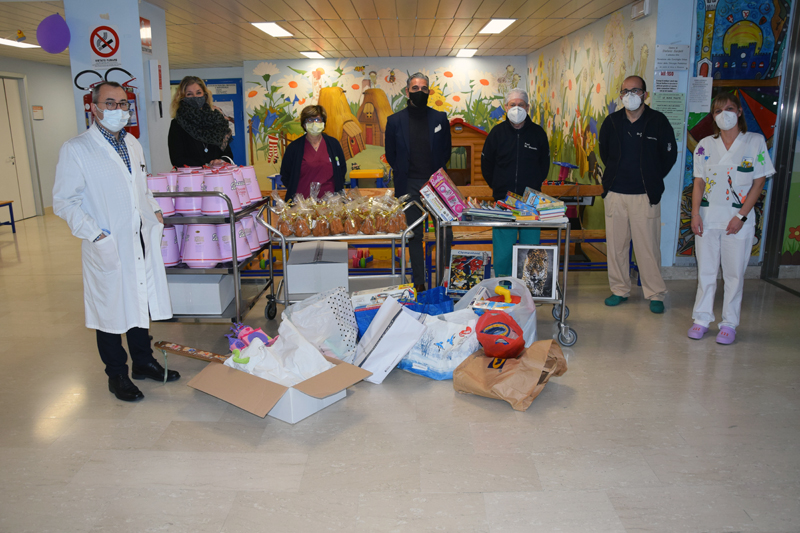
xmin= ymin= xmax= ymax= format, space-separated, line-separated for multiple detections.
xmin=53 ymin=124 xmax=172 ymax=333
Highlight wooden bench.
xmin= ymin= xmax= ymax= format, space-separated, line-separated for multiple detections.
xmin=0 ymin=201 xmax=15 ymax=233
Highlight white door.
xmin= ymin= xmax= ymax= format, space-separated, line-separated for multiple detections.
xmin=0 ymin=78 xmax=36 ymax=220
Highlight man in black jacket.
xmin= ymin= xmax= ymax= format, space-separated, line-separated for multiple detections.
xmin=481 ymin=88 xmax=550 ymax=276
xmin=385 ymin=72 xmax=452 ymax=292
xmin=598 ymin=75 xmax=677 ymax=314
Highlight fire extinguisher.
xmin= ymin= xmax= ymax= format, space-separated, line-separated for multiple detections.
xmin=74 ymin=67 xmax=140 ymax=138
xmin=119 ymin=77 xmax=140 ymax=138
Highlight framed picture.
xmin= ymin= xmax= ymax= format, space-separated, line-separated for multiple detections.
xmin=447 ymin=249 xmax=491 ymax=296
xmin=512 ymin=245 xmax=558 ymax=300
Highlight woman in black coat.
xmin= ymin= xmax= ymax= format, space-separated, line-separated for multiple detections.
xmin=279 ymin=105 xmax=346 ymax=201
xmin=168 ymin=76 xmax=233 ymax=167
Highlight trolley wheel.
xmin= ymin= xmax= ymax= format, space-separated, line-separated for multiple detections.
xmin=558 ymin=327 xmax=578 ymax=347
xmin=552 ymin=305 xmax=570 ymax=321
xmin=265 ymin=299 xmax=277 ymax=320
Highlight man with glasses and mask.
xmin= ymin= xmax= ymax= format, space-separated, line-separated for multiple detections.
xmin=481 ymin=88 xmax=550 ymax=277
xmin=53 ymin=81 xmax=178 ymax=402
xmin=598 ymin=75 xmax=677 ymax=314
xmin=385 ymin=72 xmax=452 ymax=293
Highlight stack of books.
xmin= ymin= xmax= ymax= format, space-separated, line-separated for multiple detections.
xmin=523 ymin=188 xmax=567 ymax=219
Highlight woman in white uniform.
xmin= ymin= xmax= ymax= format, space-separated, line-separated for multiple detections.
xmin=688 ymin=92 xmax=774 ymax=344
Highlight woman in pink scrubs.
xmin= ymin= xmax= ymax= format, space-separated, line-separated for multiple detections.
xmin=279 ymin=105 xmax=347 ymax=201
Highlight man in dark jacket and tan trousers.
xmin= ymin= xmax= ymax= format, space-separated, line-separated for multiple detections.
xmin=599 ymin=75 xmax=677 ymax=314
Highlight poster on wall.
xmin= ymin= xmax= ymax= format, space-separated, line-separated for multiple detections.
xmin=651 ymin=92 xmax=686 ymax=142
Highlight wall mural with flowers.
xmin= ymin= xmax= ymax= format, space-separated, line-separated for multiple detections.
xmin=243 ymin=57 xmax=526 ymax=188
xmin=526 ymin=8 xmax=657 ymax=229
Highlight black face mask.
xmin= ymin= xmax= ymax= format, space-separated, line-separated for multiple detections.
xmin=408 ymin=90 xmax=429 ymax=108
xmin=185 ymin=96 xmax=206 ymax=109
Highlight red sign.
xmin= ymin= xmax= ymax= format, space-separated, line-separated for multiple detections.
xmin=90 ymin=26 xmax=119 ymax=58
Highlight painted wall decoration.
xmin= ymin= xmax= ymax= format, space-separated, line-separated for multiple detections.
xmin=526 ymin=9 xmax=657 ymax=229
xmin=782 ymin=125 xmax=800 ymax=264
xmin=678 ymin=0 xmax=792 ymax=258
xmin=243 ymin=57 xmax=526 ymax=187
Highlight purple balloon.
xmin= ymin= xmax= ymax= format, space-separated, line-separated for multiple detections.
xmin=37 ymin=14 xmax=71 ymax=54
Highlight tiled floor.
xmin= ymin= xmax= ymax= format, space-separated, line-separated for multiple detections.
xmin=1 ymin=214 xmax=799 ymax=533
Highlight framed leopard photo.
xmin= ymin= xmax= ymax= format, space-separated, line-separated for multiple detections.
xmin=511 ymin=245 xmax=558 ymax=300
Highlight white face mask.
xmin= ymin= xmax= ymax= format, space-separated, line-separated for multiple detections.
xmin=97 ymin=108 xmax=130 ymax=132
xmin=622 ymin=93 xmax=642 ymax=111
xmin=507 ymin=106 xmax=527 ymax=124
xmin=306 ymin=122 xmax=325 ymax=135
xmin=715 ymin=110 xmax=738 ymax=131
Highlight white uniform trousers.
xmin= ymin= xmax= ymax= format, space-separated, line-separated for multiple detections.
xmin=692 ymin=225 xmax=754 ymax=329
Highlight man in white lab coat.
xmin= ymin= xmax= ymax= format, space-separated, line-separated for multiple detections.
xmin=53 ymin=81 xmax=178 ymax=402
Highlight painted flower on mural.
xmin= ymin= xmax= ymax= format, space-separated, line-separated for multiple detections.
xmin=332 ymin=59 xmax=354 ymax=78
xmin=276 ymin=74 xmax=311 ymax=103
xmin=470 ymin=70 xmax=499 ymax=99
xmin=583 ymin=33 xmax=594 ymax=57
xmin=376 ymin=67 xmax=402 ymax=94
xmin=447 ymin=92 xmax=469 ymax=112
xmin=340 ymin=74 xmax=365 ymax=103
xmin=253 ymin=61 xmax=280 ymax=80
xmin=789 ymin=226 xmax=800 ymax=241
xmin=537 ymin=54 xmax=545 ymax=78
xmin=246 ymin=85 xmax=267 ymax=111
xmin=563 ymin=69 xmax=578 ymax=112
xmin=435 ymin=67 xmax=466 ymax=91
xmin=559 ymin=36 xmax=571 ymax=66
xmin=589 ymin=78 xmax=607 ymax=115
xmin=602 ymin=13 xmax=625 ymax=66
xmin=427 ymin=85 xmax=451 ymax=112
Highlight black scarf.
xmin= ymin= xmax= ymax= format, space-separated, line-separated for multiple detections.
xmin=175 ymin=99 xmax=232 ymax=150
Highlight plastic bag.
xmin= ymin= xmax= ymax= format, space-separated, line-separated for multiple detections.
xmin=282 ymin=287 xmax=359 ymax=364
xmin=397 ymin=308 xmax=481 ymax=380
xmin=353 ymin=296 xmax=427 ymax=384
xmin=223 ymin=320 xmax=334 ymax=387
xmin=454 ymin=277 xmax=537 ymax=346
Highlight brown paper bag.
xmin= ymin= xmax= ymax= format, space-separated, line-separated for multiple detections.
xmin=452 ymin=339 xmax=567 ymax=411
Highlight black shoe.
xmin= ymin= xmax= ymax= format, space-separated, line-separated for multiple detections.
xmin=131 ymin=360 xmax=180 ymax=382
xmin=415 ymin=283 xmax=426 ymax=294
xmin=108 ymin=374 xmax=144 ymax=402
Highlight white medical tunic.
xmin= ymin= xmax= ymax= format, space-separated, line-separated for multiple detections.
xmin=53 ymin=124 xmax=172 ymax=334
xmin=692 ymin=131 xmax=775 ymax=229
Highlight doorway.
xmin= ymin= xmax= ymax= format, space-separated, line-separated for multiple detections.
xmin=0 ymin=77 xmax=36 ymax=221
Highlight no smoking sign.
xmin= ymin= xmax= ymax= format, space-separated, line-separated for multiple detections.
xmin=91 ymin=26 xmax=119 ymax=57
xmin=90 ymin=26 xmax=122 ymax=68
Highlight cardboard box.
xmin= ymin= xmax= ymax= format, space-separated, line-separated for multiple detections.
xmin=167 ymin=274 xmax=235 ymax=315
xmin=286 ymin=241 xmax=349 ymax=295
xmin=428 ymin=168 xmax=469 ymax=218
xmin=187 ymin=355 xmax=372 ymax=424
xmin=351 ymin=283 xmax=416 ymax=308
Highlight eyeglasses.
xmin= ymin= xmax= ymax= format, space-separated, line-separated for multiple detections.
xmin=96 ymin=100 xmax=131 ymax=111
xmin=305 ymin=117 xmax=324 ymax=123
xmin=507 ymin=103 xmax=528 ymax=109
xmin=619 ymin=88 xmax=645 ymax=97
